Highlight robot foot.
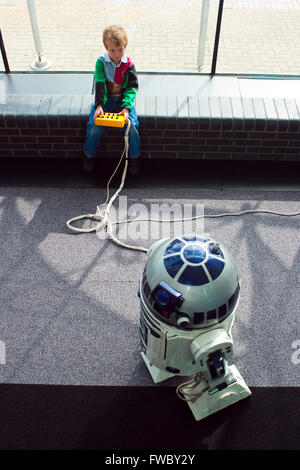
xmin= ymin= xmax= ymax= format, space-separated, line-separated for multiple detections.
xmin=141 ymin=352 xmax=176 ymax=383
xmin=182 ymin=365 xmax=252 ymax=421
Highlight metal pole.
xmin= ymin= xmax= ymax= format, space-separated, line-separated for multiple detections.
xmin=210 ymin=0 xmax=224 ymax=75
xmin=0 ymin=29 xmax=10 ymax=73
xmin=197 ymin=0 xmax=210 ymax=72
xmin=211 ymin=0 xmax=224 ymax=75
xmin=26 ymin=0 xmax=52 ymax=70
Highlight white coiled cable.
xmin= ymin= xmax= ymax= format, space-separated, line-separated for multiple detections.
xmin=66 ymin=123 xmax=300 ymax=253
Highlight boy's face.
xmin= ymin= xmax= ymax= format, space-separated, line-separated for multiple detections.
xmin=106 ymin=41 xmax=126 ymax=65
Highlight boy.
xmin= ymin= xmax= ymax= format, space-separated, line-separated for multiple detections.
xmin=83 ymin=25 xmax=141 ymax=175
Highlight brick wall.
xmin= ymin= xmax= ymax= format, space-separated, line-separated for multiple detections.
xmin=1 ymin=94 xmax=300 ymax=161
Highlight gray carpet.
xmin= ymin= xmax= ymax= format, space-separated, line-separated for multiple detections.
xmin=0 ymin=186 xmax=299 ymax=387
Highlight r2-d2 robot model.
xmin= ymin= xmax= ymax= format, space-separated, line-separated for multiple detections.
xmin=138 ymin=234 xmax=251 ymax=421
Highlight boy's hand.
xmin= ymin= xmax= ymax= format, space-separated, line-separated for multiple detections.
xmin=118 ymin=108 xmax=129 ymax=123
xmin=94 ymin=105 xmax=104 ymax=120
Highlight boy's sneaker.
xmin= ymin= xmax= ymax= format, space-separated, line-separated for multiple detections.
xmin=128 ymin=157 xmax=141 ymax=176
xmin=82 ymin=154 xmax=95 ymax=173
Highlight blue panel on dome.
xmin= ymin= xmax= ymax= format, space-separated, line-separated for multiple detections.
xmin=183 ymin=235 xmax=197 ymax=242
xmin=164 ymin=255 xmax=184 ymax=278
xmin=164 ymin=239 xmax=185 ymax=255
xmin=178 ymin=265 xmax=209 ymax=286
xmin=205 ymin=257 xmax=225 ymax=280
xmin=183 ymin=235 xmax=208 ymax=243
xmin=183 ymin=244 xmax=206 ymax=264
xmin=182 ymin=235 xmax=207 ymax=243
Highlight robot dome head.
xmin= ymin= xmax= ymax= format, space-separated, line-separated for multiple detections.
xmin=140 ymin=234 xmax=240 ymax=330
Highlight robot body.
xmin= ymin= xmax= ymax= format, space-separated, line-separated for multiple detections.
xmin=140 ymin=289 xmax=234 ymax=381
xmin=138 ymin=234 xmax=251 ymax=421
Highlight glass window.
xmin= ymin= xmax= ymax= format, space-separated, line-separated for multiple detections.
xmin=1 ymin=1 xmax=298 ymax=75
xmin=215 ymin=1 xmax=300 ymax=75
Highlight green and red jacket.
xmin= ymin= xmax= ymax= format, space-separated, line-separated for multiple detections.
xmin=94 ymin=51 xmax=138 ymax=111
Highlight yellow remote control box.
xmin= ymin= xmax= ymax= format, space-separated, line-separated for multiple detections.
xmin=94 ymin=113 xmax=125 ymax=128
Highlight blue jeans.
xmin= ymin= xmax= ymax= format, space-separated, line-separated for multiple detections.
xmin=83 ymin=96 xmax=140 ymax=159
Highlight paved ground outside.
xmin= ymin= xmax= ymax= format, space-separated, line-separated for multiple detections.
xmin=1 ymin=0 xmax=300 ymax=75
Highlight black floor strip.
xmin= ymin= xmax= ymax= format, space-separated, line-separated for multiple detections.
xmin=0 ymin=384 xmax=299 ymax=451
xmin=1 ymin=158 xmax=300 ymax=190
